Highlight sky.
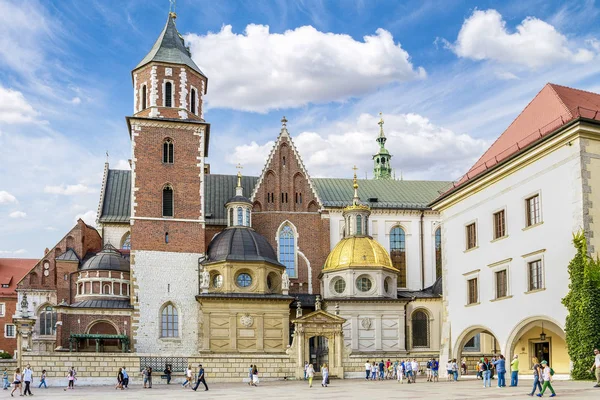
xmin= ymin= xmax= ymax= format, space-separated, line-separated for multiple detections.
xmin=1 ymin=0 xmax=600 ymax=258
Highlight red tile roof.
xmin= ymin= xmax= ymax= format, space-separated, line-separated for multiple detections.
xmin=448 ymin=83 xmax=600 ymax=191
xmin=0 ymin=258 xmax=37 ymax=297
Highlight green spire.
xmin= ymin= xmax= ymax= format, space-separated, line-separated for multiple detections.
xmin=372 ymin=112 xmax=392 ymax=180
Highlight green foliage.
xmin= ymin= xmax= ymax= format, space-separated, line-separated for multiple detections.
xmin=562 ymin=231 xmax=600 ymax=379
xmin=0 ymin=352 xmax=12 ymax=359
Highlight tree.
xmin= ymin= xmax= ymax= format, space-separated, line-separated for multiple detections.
xmin=562 ymin=231 xmax=600 ymax=379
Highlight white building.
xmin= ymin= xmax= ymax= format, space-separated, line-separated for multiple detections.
xmin=431 ymin=83 xmax=600 ymax=375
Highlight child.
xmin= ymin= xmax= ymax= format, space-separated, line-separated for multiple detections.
xmin=38 ymin=369 xmax=47 ymax=388
xmin=3 ymin=368 xmax=9 ymax=390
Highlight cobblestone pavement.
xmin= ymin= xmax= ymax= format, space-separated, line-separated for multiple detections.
xmin=5 ymin=379 xmax=599 ymax=399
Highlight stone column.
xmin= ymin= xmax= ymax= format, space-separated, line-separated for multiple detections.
xmin=335 ymin=331 xmax=344 ymax=379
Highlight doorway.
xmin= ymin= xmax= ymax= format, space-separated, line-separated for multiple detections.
xmin=532 ymin=341 xmax=551 ymax=365
xmin=309 ymin=336 xmax=329 ymax=372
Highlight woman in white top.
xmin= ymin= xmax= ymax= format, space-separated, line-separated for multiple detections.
xmin=11 ymin=368 xmax=22 ymax=397
xmin=306 ymin=364 xmax=315 ymax=387
xmin=321 ymin=363 xmax=329 ymax=387
xmin=396 ymin=362 xmax=404 ymax=383
xmin=370 ymin=363 xmax=376 ymax=380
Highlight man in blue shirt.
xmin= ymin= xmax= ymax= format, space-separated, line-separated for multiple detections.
xmin=431 ymin=358 xmax=439 ymax=382
xmin=492 ymin=355 xmax=507 ymax=387
xmin=122 ymin=367 xmax=129 ymax=388
xmin=193 ymin=364 xmax=209 ymax=391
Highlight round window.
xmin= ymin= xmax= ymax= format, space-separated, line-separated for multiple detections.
xmin=212 ymin=274 xmax=223 ymax=288
xmin=334 ymin=278 xmax=346 ymax=294
xmin=356 ymin=276 xmax=372 ymax=292
xmin=236 ymin=273 xmax=252 ymax=288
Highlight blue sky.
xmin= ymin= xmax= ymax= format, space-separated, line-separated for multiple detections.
xmin=1 ymin=0 xmax=600 ymax=258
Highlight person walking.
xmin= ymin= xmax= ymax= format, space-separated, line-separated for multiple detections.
xmin=38 ymin=369 xmax=47 ymax=388
xmin=122 ymin=367 xmax=129 ymax=388
xmin=3 ymin=368 xmax=10 ymax=390
xmin=364 ymin=360 xmax=370 ymax=380
xmin=451 ymin=359 xmax=459 ymax=382
xmin=493 ymin=355 xmax=506 ymax=387
xmin=446 ymin=360 xmax=452 ymax=381
xmin=247 ymin=364 xmax=254 ymax=386
xmin=71 ymin=366 xmax=77 ymax=388
xmin=461 ymin=357 xmax=468 ymax=375
xmin=432 ymin=358 xmax=439 ymax=382
xmin=182 ymin=365 xmax=192 ymax=388
xmin=397 ymin=361 xmax=404 ymax=384
xmin=142 ymin=367 xmax=149 ymax=388
xmin=10 ymin=368 xmax=22 ymax=397
xmin=306 ymin=363 xmax=315 ymax=387
xmin=116 ymin=367 xmax=124 ymax=390
xmin=65 ymin=367 xmax=75 ymax=390
xmin=590 ymin=348 xmax=600 ymax=387
xmin=411 ymin=359 xmax=419 ymax=383
xmin=147 ymin=367 xmax=153 ymax=388
xmin=529 ymin=357 xmax=543 ymax=396
xmin=536 ymin=360 xmax=556 ymax=397
xmin=482 ymin=358 xmax=492 ymax=388
xmin=304 ymin=361 xmax=309 ymax=380
xmin=163 ymin=365 xmax=171 ymax=385
xmin=251 ymin=365 xmax=259 ymax=387
xmin=426 ymin=358 xmax=432 ymax=382
xmin=370 ymin=362 xmax=376 ymax=381
xmin=321 ymin=363 xmax=329 ymax=387
xmin=192 ymin=364 xmax=208 ymax=391
xmin=378 ymin=360 xmax=385 ymax=380
xmin=405 ymin=359 xmax=412 ymax=384
xmin=476 ymin=358 xmax=483 ymax=380
xmin=510 ymin=355 xmax=519 ymax=387
xmin=22 ymin=364 xmax=33 ymax=396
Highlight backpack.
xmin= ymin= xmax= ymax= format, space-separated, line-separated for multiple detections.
xmin=549 ymin=368 xmax=555 ymax=376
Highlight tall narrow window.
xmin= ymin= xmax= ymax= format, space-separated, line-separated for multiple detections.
xmin=467 ymin=278 xmax=478 ymax=305
xmin=526 ymin=195 xmax=541 ymax=227
xmin=435 ymin=227 xmax=442 ymax=280
xmin=163 ymin=139 xmax=174 ymax=164
xmin=165 ymin=82 xmax=172 ymax=107
xmin=121 ymin=233 xmax=131 ymax=250
xmin=246 ymin=208 xmax=250 ymax=226
xmin=390 ymin=226 xmax=406 ymax=287
xmin=528 ymin=260 xmax=543 ymax=291
xmin=161 ymin=304 xmax=178 ymax=337
xmin=229 ymin=208 xmax=234 ymax=226
xmin=466 ymin=223 xmax=477 ymax=250
xmin=493 ymin=210 xmax=506 ymax=239
xmin=495 ymin=269 xmax=507 ymax=298
xmin=237 ymin=207 xmax=243 ymax=226
xmin=412 ymin=310 xmax=429 ymax=348
xmin=141 ymin=85 xmax=147 ymax=110
xmin=39 ymin=306 xmax=57 ymax=335
xmin=190 ymin=88 xmax=196 ymax=113
xmin=356 ymin=215 xmax=362 ymax=235
xmin=278 ymin=224 xmax=296 ymax=278
xmin=162 ymin=185 xmax=174 ymax=217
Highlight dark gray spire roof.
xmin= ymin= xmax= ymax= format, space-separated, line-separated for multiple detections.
xmin=135 ymin=13 xmax=206 ymax=79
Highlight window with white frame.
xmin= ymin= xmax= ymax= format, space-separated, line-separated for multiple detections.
xmin=160 ymin=303 xmax=178 ymax=338
xmin=278 ymin=223 xmax=297 ymax=278
xmin=164 ymin=81 xmax=173 ymax=107
xmin=495 ymin=269 xmax=508 ymax=298
xmin=0 ymin=303 xmax=5 ymax=317
xmin=4 ymin=324 xmax=15 ymax=338
xmin=493 ymin=210 xmax=506 ymax=239
xmin=39 ymin=306 xmax=56 ymax=335
xmin=528 ymin=259 xmax=544 ymax=291
xmin=466 ymin=222 xmax=477 ymax=250
xmin=525 ymin=194 xmax=541 ymax=227
xmin=467 ymin=277 xmax=478 ymax=305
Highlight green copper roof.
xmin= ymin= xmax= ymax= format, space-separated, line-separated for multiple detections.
xmin=98 ymin=169 xmax=131 ymax=223
xmin=135 ymin=13 xmax=206 ymax=78
xmin=312 ymin=178 xmax=452 ymax=209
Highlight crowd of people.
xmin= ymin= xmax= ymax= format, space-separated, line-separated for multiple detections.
xmin=360 ymin=358 xmax=441 ymax=383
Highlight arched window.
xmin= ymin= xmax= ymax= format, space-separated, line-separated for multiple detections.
xmin=39 ymin=306 xmax=57 ymax=336
xmin=237 ymin=207 xmax=243 ymax=226
xmin=163 ymin=139 xmax=174 ymax=164
xmin=412 ymin=310 xmax=429 ymax=347
xmin=162 ymin=185 xmax=174 ymax=217
xmin=390 ymin=226 xmax=406 ymax=287
xmin=229 ymin=208 xmax=234 ymax=226
xmin=356 ymin=215 xmax=362 ymax=235
xmin=160 ymin=303 xmax=178 ymax=338
xmin=190 ymin=88 xmax=196 ymax=113
xmin=246 ymin=208 xmax=250 ymax=226
xmin=121 ymin=232 xmax=131 ymax=250
xmin=278 ymin=224 xmax=296 ymax=278
xmin=164 ymin=82 xmax=172 ymax=107
xmin=141 ymin=85 xmax=147 ymax=110
xmin=435 ymin=227 xmax=442 ymax=280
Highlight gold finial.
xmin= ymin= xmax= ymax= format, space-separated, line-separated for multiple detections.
xmin=378 ymin=112 xmax=385 ymax=137
xmin=352 ymin=165 xmax=359 ymax=201
xmin=236 ymin=163 xmax=243 ymax=187
xmin=281 ymin=116 xmax=288 ymax=128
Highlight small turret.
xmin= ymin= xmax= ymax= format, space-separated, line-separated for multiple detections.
xmin=372 ymin=112 xmax=393 ymax=180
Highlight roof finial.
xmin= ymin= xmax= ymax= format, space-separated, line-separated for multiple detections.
xmin=235 ymin=163 xmax=243 ymax=195
xmin=169 ymin=0 xmax=177 ymax=18
xmin=105 ymin=150 xmax=109 ymax=164
xmin=281 ymin=116 xmax=287 ymax=128
xmin=378 ymin=112 xmax=385 ymax=138
xmin=352 ymin=165 xmax=359 ymax=202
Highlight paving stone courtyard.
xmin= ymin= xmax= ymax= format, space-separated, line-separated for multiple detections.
xmin=8 ymin=378 xmax=599 ymax=399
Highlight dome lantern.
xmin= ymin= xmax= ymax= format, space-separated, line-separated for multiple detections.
xmin=225 ymin=164 xmax=253 ymax=228
xmin=342 ymin=166 xmax=370 ymax=237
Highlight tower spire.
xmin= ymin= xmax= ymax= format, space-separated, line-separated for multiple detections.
xmin=352 ymin=165 xmax=359 ymax=204
xmin=372 ymin=112 xmax=393 ymax=180
xmin=235 ymin=163 xmax=244 ymax=196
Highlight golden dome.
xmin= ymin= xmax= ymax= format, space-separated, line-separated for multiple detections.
xmin=323 ymin=236 xmax=396 ymax=272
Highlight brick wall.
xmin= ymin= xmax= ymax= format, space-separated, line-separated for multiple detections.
xmin=0 ymin=296 xmax=17 ymax=355
xmin=56 ymin=313 xmax=131 ymax=350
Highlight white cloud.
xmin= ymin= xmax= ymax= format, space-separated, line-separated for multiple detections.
xmin=44 ymin=183 xmax=96 ymax=195
xmin=496 ymin=71 xmax=519 ymax=80
xmin=0 ymin=190 xmax=17 ymax=204
xmin=45 ymin=226 xmax=57 ymax=231
xmin=185 ymin=25 xmax=425 ymax=112
xmin=0 ymin=86 xmax=40 ymax=124
xmin=75 ymin=210 xmax=97 ymax=227
xmin=451 ymin=9 xmax=597 ymax=68
xmin=230 ymin=113 xmax=489 ymax=180
xmin=0 ymin=249 xmax=26 ymax=255
xmin=70 ymin=97 xmax=81 ymax=105
xmin=114 ymin=159 xmax=131 ymax=170
xmin=9 ymin=211 xmax=26 ymax=218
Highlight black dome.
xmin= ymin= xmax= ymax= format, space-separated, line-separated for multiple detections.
xmin=205 ymin=227 xmax=283 ymax=267
xmin=226 ymin=195 xmax=252 ymax=205
xmin=81 ymin=244 xmax=130 ymax=272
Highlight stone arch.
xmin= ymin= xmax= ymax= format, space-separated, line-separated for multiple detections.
xmin=307 ymin=200 xmax=318 ymax=212
xmin=453 ymin=325 xmax=501 ymax=372
xmin=253 ymin=201 xmax=262 ymax=212
xmin=86 ymin=319 xmax=120 ymax=349
xmin=409 ymin=307 xmax=432 ymax=349
xmin=86 ymin=319 xmax=120 ymax=335
xmin=65 ymin=235 xmax=75 ymax=249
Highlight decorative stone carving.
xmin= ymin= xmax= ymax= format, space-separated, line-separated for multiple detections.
xmin=315 ymin=295 xmax=322 ymax=311
xmin=281 ymin=271 xmax=290 ymax=295
xmin=296 ymin=300 xmax=303 ymax=318
xmin=240 ymin=313 xmax=253 ymax=328
xmin=361 ymin=317 xmax=372 ymax=330
xmin=200 ymin=269 xmax=210 ymax=293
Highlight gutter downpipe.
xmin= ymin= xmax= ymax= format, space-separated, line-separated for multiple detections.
xmin=420 ymin=211 xmax=425 ymax=290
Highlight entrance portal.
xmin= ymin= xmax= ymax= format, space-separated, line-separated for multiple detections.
xmin=309 ymin=336 xmax=329 ymax=372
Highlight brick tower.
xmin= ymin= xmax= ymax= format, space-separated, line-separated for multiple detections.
xmin=126 ymin=11 xmax=210 ymax=354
